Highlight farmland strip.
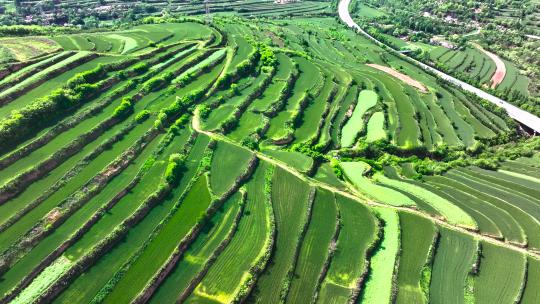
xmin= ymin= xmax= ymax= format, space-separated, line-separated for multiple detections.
xmin=250 ymin=166 xmax=311 ymax=303
xmin=287 ymin=188 xmax=338 ymax=303
xmin=0 ymin=126 xmax=191 ymax=302
xmin=395 ymin=212 xmax=437 ymax=304
xmin=429 ymin=227 xmax=478 ymax=304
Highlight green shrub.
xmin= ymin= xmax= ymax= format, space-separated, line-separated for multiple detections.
xmin=129 ymin=62 xmax=149 ymax=75
xmin=112 ymin=97 xmax=133 ymax=119
xmin=175 ymin=72 xmax=194 ymax=87
xmin=66 ymin=65 xmax=106 ymax=89
xmin=142 ymin=72 xmax=174 ymax=93
xmin=259 ymin=44 xmax=277 ymax=67
xmin=165 ymin=153 xmax=187 ymax=186
xmin=241 ymin=135 xmax=259 ymax=150
xmin=199 ymin=104 xmax=211 ymax=119
xmin=0 ymin=81 xmax=102 ymax=151
xmin=135 ymin=110 xmax=151 ymax=123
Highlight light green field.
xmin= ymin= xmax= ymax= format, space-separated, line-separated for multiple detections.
xmin=376 ymin=174 xmax=477 ymax=229
xmin=365 ymin=111 xmax=387 ymax=142
xmin=341 ymin=162 xmax=416 ymax=207
xmin=361 ymin=208 xmax=400 ymax=303
xmin=340 ymin=89 xmax=378 ymax=147
xmin=11 ymin=256 xmax=73 ymax=304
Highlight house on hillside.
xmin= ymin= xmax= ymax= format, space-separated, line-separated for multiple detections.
xmin=274 ymin=0 xmax=298 ymax=4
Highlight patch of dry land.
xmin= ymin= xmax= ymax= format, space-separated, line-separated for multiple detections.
xmin=366 ymin=63 xmax=428 ymax=92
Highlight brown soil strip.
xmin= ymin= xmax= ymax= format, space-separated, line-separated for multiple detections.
xmin=366 ymin=63 xmax=428 ymax=93
xmin=473 ymin=43 xmax=506 ymax=89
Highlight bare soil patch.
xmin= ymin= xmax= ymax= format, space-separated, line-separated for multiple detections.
xmin=473 ymin=43 xmax=506 ymax=89
xmin=366 ymin=63 xmax=428 ymax=92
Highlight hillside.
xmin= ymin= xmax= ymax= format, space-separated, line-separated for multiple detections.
xmin=0 ymin=2 xmax=539 ymax=304
xmin=351 ymin=0 xmax=540 ymax=117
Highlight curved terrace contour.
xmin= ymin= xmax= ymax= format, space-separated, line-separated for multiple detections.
xmin=337 ymin=0 xmax=540 ymax=134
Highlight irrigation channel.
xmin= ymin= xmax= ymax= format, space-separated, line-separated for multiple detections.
xmin=338 ymin=0 xmax=540 ymax=134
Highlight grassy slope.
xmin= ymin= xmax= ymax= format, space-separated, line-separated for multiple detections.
xmin=430 ymin=227 xmax=477 ymax=304
xmin=251 ymin=167 xmax=311 ymax=303
xmin=341 ymin=161 xmax=416 ymax=207
xmin=317 ymin=195 xmax=379 ymax=303
xmin=287 ymin=188 xmax=338 ymax=302
xmin=376 ymin=174 xmax=476 ymax=229
xmin=187 ymin=162 xmax=270 ymax=302
xmin=395 ymin=212 xmax=436 ymax=304
xmin=360 ymin=208 xmax=400 ymax=303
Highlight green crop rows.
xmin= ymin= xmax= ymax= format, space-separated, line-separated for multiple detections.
xmin=0 ymin=3 xmax=538 ymax=304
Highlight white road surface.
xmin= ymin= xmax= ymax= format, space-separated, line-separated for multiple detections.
xmin=338 ymin=0 xmax=540 ymax=133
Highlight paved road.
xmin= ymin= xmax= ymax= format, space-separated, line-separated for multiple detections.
xmin=338 ymin=0 xmax=540 ymax=134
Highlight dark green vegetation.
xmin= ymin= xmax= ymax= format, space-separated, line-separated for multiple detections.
xmin=0 ymin=1 xmax=539 ymax=303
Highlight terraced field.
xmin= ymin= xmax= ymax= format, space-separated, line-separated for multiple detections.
xmin=349 ymin=0 xmax=538 ymax=116
xmin=429 ymin=45 xmax=530 ymax=96
xmin=0 ymin=6 xmax=539 ymax=304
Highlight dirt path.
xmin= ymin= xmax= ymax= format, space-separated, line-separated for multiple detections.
xmin=366 ymin=63 xmax=428 ymax=93
xmin=191 ymin=109 xmax=540 ymax=259
xmin=473 ymin=43 xmax=506 ymax=89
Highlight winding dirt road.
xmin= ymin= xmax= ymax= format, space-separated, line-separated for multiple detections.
xmin=338 ymin=0 xmax=540 ymax=134
xmin=472 ymin=43 xmax=506 ymax=89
